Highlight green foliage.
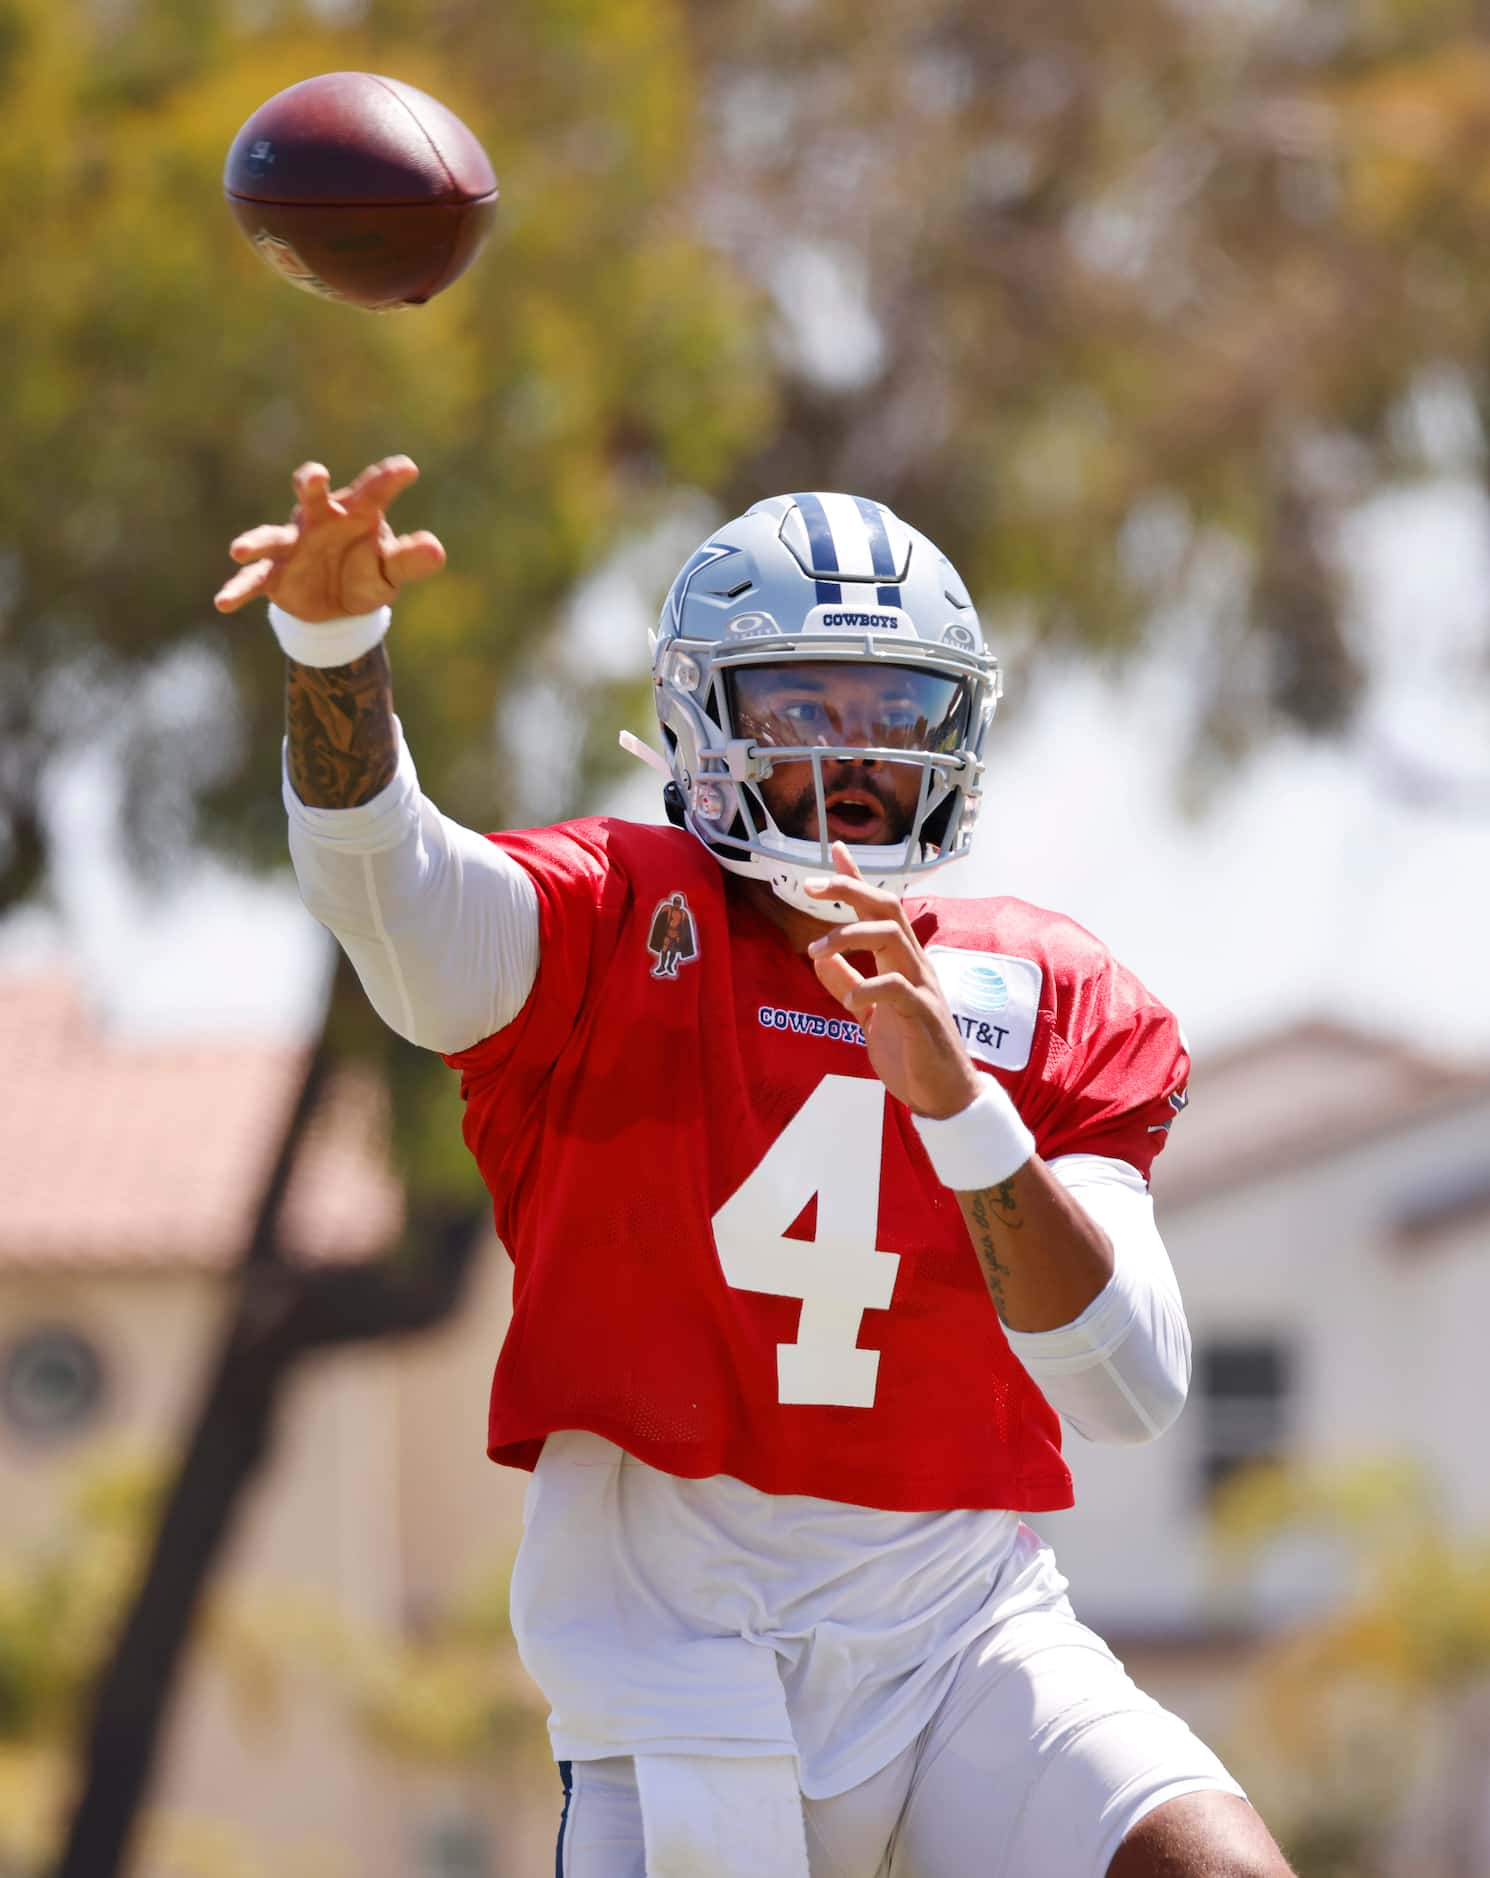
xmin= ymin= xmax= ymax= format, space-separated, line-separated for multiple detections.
xmin=0 ymin=1450 xmax=164 ymax=1748
xmin=690 ymin=0 xmax=1490 ymax=755
xmin=0 ymin=1451 xmax=165 ymax=1872
xmin=192 ymin=1559 xmax=543 ymax=1774
xmin=0 ymin=0 xmax=771 ymax=908
xmin=1211 ymin=1461 xmax=1490 ymax=1877
xmin=5 ymin=0 xmax=1490 ymax=911
xmin=0 ymin=1448 xmax=540 ymax=1873
xmin=336 ymin=1566 xmax=544 ymax=1770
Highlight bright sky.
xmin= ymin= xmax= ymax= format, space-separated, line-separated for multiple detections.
xmin=3 ymin=480 xmax=1487 ymax=1064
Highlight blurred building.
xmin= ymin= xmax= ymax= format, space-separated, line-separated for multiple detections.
xmin=1044 ymin=1019 xmax=1490 ymax=1739
xmin=0 ymin=971 xmax=548 ymax=1878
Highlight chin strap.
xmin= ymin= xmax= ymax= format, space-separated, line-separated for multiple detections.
xmin=619 ymin=729 xmax=672 ymax=779
xmin=621 ymin=730 xmax=688 ymax=828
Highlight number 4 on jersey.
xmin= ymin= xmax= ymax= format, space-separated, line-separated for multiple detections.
xmin=711 ymin=1076 xmax=901 ymax=1409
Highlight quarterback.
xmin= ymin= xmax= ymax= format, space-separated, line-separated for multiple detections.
xmin=217 ymin=458 xmax=1294 ymax=1878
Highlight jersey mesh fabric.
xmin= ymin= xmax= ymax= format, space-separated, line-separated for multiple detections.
xmin=444 ymin=817 xmax=1188 ymax=1513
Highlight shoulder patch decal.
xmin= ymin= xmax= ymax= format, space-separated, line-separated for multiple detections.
xmin=647 ymin=893 xmax=699 ymax=979
xmin=926 ymin=946 xmax=1042 ymax=1072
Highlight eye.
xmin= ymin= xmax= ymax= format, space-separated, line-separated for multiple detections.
xmin=780 ymin=698 xmax=832 ymax=734
xmin=879 ymin=703 xmax=922 ymax=744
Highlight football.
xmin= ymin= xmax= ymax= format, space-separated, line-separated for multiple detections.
xmin=224 ymin=72 xmax=498 ymax=310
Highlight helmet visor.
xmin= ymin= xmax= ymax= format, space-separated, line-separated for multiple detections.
xmin=728 ymin=661 xmax=971 ymax=756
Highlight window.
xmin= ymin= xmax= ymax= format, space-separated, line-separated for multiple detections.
xmin=1 ymin=1325 xmax=106 ymax=1443
xmin=1196 ymin=1337 xmax=1293 ymax=1499
xmin=415 ymin=1817 xmax=488 ymax=1878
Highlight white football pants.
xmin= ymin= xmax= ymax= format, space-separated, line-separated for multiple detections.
xmin=554 ymin=1599 xmax=1245 ymax=1878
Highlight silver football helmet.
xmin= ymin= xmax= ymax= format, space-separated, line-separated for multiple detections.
xmin=629 ymin=492 xmax=1001 ymax=922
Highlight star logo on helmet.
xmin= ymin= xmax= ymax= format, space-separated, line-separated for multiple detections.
xmin=668 ymin=542 xmax=739 ymax=633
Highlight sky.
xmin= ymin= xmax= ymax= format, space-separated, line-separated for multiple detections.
xmin=2 ymin=478 xmax=1488 ymax=1066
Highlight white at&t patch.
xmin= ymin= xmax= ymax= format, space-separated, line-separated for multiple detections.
xmin=927 ymin=945 xmax=1042 ymax=1072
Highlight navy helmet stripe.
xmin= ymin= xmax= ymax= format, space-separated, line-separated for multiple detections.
xmin=795 ymin=493 xmax=845 ymax=605
xmin=853 ymin=497 xmax=896 ymax=577
xmin=793 ymin=493 xmax=840 ymax=574
xmin=852 ymin=497 xmax=902 ymax=609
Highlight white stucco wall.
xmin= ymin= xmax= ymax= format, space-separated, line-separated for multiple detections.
xmin=1035 ymin=1093 xmax=1490 ymax=1635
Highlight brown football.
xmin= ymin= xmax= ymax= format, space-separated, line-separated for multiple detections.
xmin=224 ymin=72 xmax=498 ymax=309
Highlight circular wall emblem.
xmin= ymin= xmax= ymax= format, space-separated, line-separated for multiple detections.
xmin=2 ymin=1325 xmax=106 ymax=1442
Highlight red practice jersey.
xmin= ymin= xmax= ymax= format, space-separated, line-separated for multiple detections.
xmin=445 ymin=819 xmax=1189 ymax=1514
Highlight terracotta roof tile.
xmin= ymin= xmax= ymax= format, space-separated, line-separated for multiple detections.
xmin=0 ymin=972 xmax=402 ymax=1268
xmin=1156 ymin=1018 xmax=1490 ymax=1207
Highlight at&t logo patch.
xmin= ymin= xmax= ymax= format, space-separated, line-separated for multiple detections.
xmin=926 ymin=946 xmax=1041 ymax=1070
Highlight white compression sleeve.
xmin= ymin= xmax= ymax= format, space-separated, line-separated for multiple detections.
xmin=1001 ymin=1155 xmax=1192 ymax=1446
xmin=284 ymin=719 xmax=540 ymax=1054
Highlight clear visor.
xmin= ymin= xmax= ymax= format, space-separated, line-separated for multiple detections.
xmin=728 ymin=661 xmax=971 ymax=755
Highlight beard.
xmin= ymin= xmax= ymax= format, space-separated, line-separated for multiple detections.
xmin=771 ymin=764 xmax=914 ymax=844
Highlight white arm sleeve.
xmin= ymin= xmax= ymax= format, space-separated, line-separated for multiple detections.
xmin=284 ymin=719 xmax=540 ymax=1054
xmin=1001 ymin=1154 xmax=1192 ymax=1446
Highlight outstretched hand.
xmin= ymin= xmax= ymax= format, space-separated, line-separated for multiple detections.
xmin=214 ymin=456 xmax=446 ymax=622
xmin=806 ymin=844 xmax=982 ymax=1120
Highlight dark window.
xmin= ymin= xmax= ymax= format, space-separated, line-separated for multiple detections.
xmin=415 ymin=1817 xmax=488 ymax=1878
xmin=1197 ymin=1337 xmax=1293 ymax=1500
xmin=1 ymin=1325 xmax=106 ymax=1442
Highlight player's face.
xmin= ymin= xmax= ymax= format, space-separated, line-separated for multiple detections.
xmin=730 ymin=662 xmax=969 ymax=847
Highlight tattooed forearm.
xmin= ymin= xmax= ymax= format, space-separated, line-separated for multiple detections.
xmin=285 ymin=646 xmax=397 ymax=808
xmin=956 ymin=1161 xmax=1113 ymax=1333
xmin=967 ymin=1184 xmax=1024 ymax=1321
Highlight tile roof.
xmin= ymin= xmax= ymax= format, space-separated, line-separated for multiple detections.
xmin=1155 ymin=1018 xmax=1490 ymax=1208
xmin=0 ymin=971 xmax=403 ymax=1269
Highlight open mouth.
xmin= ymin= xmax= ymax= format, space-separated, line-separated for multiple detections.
xmin=823 ymin=791 xmax=890 ymax=843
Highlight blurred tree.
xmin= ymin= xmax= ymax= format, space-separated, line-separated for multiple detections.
xmin=678 ymin=0 xmax=1490 ymax=775
xmin=49 ymin=956 xmax=517 ymax=1878
xmin=0 ymin=1446 xmax=541 ymax=1877
xmin=0 ymin=0 xmax=772 ymax=915
xmin=0 ymin=1453 xmax=294 ymax=1878
xmin=7 ymin=0 xmax=1490 ymax=920
xmin=1212 ymin=1462 xmax=1490 ymax=1878
xmin=0 ymin=7 xmax=771 ymax=1867
xmin=0 ymin=1454 xmax=161 ymax=1872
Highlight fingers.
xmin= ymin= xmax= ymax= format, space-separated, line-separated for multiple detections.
xmin=812 ymin=950 xmax=863 ymax=1009
xmin=809 ymin=919 xmax=910 ymax=962
xmin=819 ymin=965 xmax=927 ymax=1020
xmin=383 ymin=529 xmax=446 ymax=587
xmin=804 ymin=851 xmax=907 ymax=927
xmin=339 ymin=454 xmax=420 ymax=515
xmin=809 ymin=919 xmax=931 ymax=996
xmin=214 ymin=557 xmax=279 ymax=613
xmin=292 ymin=461 xmax=335 ymax=521
xmin=229 ymin=522 xmax=300 ymax=562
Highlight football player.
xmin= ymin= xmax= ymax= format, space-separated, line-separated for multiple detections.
xmin=218 ymin=459 xmax=1295 ymax=1878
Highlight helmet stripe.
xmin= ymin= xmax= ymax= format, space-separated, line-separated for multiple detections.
xmin=792 ymin=492 xmax=844 ymax=604
xmin=852 ymin=495 xmax=903 ymax=610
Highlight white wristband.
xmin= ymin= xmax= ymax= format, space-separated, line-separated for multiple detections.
xmin=912 ymin=1077 xmax=1037 ymax=1191
xmin=268 ymin=602 xmax=391 ymax=669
